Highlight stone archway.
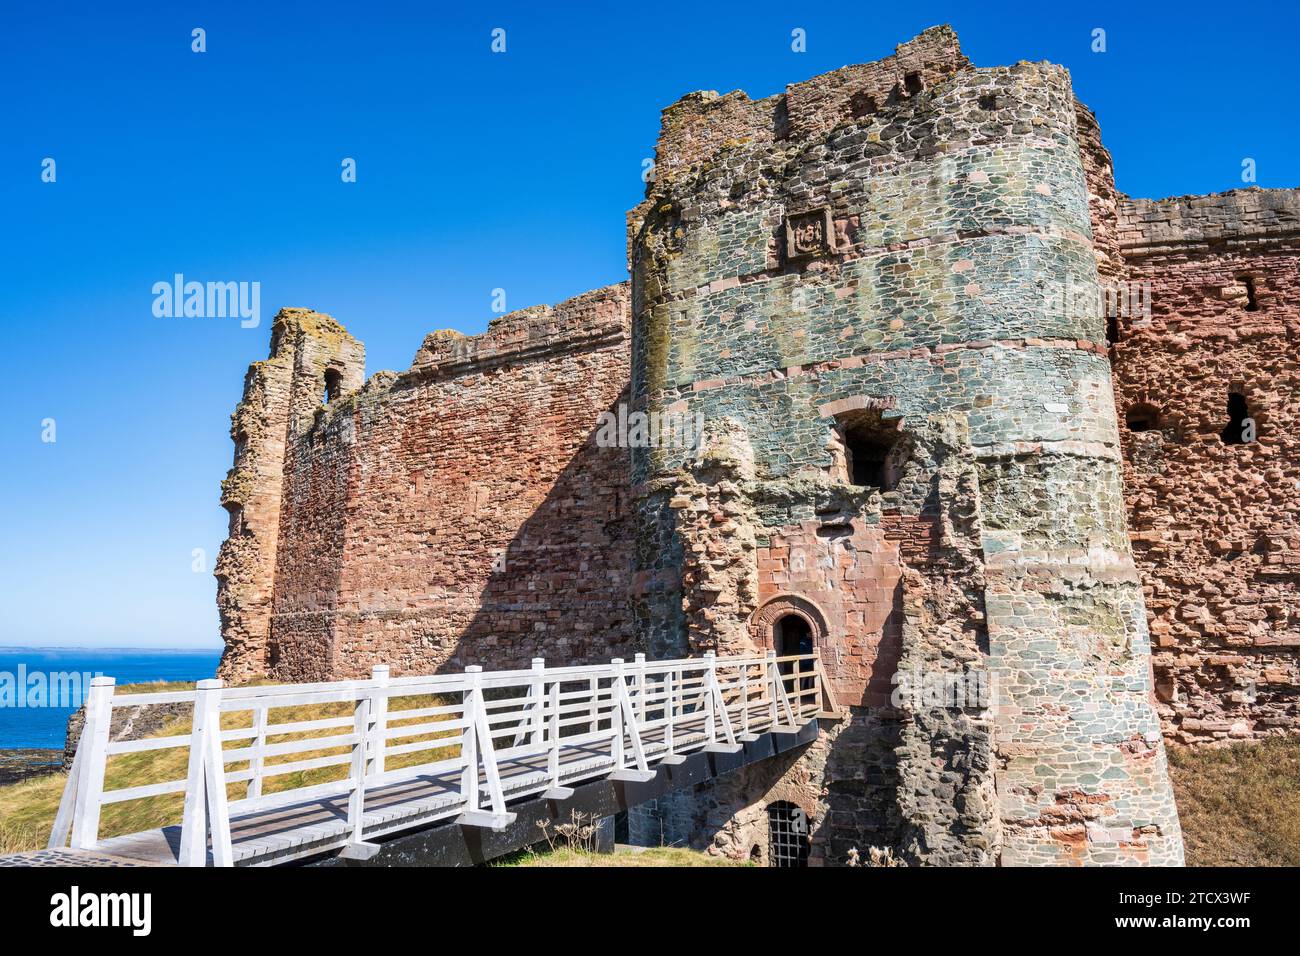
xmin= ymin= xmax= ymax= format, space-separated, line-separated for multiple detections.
xmin=750 ymin=594 xmax=830 ymax=651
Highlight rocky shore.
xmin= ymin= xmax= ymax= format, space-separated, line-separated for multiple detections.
xmin=0 ymin=748 xmax=62 ymax=786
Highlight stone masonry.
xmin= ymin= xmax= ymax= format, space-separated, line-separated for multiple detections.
xmin=218 ymin=286 xmax=635 ymax=681
xmin=1113 ymin=190 xmax=1300 ymax=745
xmin=215 ymin=26 xmax=1298 ymax=865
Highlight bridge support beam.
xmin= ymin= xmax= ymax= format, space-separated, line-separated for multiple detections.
xmin=316 ymin=719 xmax=820 ymax=868
xmin=456 ymin=810 xmax=517 ymax=831
xmin=338 ymin=841 xmax=382 ymax=861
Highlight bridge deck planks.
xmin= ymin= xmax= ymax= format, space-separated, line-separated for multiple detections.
xmin=88 ymin=706 xmax=793 ymax=867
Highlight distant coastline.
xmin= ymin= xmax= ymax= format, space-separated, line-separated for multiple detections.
xmin=0 ymin=645 xmax=222 ymax=653
xmin=0 ymin=748 xmax=63 ymax=786
xmin=0 ymin=647 xmax=221 ymax=757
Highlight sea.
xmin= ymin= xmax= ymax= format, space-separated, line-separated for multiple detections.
xmin=0 ymin=647 xmax=222 ymax=751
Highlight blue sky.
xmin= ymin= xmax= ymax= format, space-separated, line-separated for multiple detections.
xmin=2 ymin=1 xmax=1297 ymax=648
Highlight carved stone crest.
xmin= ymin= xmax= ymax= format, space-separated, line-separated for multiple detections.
xmin=785 ymin=207 xmax=835 ymax=261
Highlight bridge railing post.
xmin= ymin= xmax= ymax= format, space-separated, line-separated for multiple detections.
xmin=609 ymin=657 xmax=651 ymax=779
xmin=68 ymin=676 xmax=114 ymax=850
xmin=369 ymin=665 xmax=389 ymax=777
xmin=348 ymin=688 xmax=372 ymax=845
xmin=588 ymin=674 xmax=599 ymax=733
xmin=179 ymin=679 xmax=231 ymax=867
xmin=547 ymin=679 xmax=561 ymax=789
xmin=739 ymin=659 xmax=751 ymax=736
xmin=811 ymin=653 xmax=821 ymax=710
xmin=704 ymin=651 xmax=718 ymax=744
xmin=633 ymin=653 xmax=646 ymax=724
xmin=248 ymin=705 xmax=267 ymax=799
xmin=530 ymin=658 xmax=545 ymax=748
xmin=202 ymin=681 xmax=233 ymax=867
xmin=179 ymin=679 xmax=212 ymax=866
xmin=766 ymin=650 xmax=779 ymax=728
xmin=769 ymin=651 xmax=797 ymax=727
xmin=705 ymin=652 xmax=738 ymax=750
xmin=811 ymin=647 xmax=841 ymax=717
xmin=611 ymin=659 xmax=626 ymax=770
xmin=663 ymin=666 xmax=677 ymax=759
xmin=48 ymin=704 xmax=86 ymax=849
xmin=461 ymin=666 xmax=481 ymax=812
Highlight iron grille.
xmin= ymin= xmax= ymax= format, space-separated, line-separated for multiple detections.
xmin=767 ymin=801 xmax=810 ymax=867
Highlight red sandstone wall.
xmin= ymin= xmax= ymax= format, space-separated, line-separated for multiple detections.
xmin=267 ymin=405 xmax=355 ymax=678
xmin=752 ymin=519 xmax=904 ymax=708
xmin=266 ymin=284 xmax=637 ymax=679
xmin=218 ymin=309 xmax=365 ymax=682
xmin=1114 ymin=189 xmax=1300 ymax=743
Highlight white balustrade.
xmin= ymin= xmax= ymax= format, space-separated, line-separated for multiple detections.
xmin=49 ymin=650 xmax=838 ymax=866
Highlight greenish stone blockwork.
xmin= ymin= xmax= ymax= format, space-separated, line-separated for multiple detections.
xmin=629 ymin=35 xmax=1183 ymax=865
xmin=640 ymin=348 xmax=1120 ymax=481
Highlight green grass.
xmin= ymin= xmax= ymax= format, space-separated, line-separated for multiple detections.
xmin=497 ymin=846 xmax=748 ymax=867
xmin=0 ymin=679 xmax=459 ymax=855
xmin=1167 ymin=735 xmax=1300 ymax=867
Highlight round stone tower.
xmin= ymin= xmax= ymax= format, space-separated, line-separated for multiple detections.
xmin=627 ymin=26 xmax=1183 ymax=865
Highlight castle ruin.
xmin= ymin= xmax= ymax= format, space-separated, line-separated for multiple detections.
xmin=214 ymin=27 xmax=1299 ymax=866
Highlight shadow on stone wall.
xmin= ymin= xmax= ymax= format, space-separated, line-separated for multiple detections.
xmin=447 ymin=388 xmax=639 ymax=672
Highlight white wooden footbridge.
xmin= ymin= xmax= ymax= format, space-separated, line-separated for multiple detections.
xmin=46 ymin=651 xmax=838 ymax=866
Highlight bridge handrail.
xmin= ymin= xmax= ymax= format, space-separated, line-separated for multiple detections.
xmin=49 ymin=650 xmax=840 ymax=866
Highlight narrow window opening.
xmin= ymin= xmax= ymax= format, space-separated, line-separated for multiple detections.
xmin=1126 ymin=403 xmax=1160 ymax=432
xmin=850 ymin=91 xmax=877 ymax=118
xmin=836 ymin=410 xmax=902 ymax=490
xmin=773 ymin=97 xmax=791 ymax=141
xmin=323 ymin=368 xmax=343 ymax=405
xmin=1220 ymin=392 xmax=1252 ymax=445
xmin=1106 ymin=316 xmax=1120 ymax=347
xmin=767 ymin=801 xmax=810 ymax=868
xmin=1239 ymin=276 xmax=1259 ymax=312
xmin=904 ymin=72 xmax=923 ymax=95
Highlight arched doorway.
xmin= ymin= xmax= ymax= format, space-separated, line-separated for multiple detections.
xmin=775 ymin=613 xmax=813 ymax=659
xmin=775 ymin=614 xmax=815 ymax=694
xmin=767 ymin=801 xmax=810 ymax=867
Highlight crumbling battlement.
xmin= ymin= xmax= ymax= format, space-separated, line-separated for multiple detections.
xmin=651 ymin=25 xmax=970 ymax=183
xmin=409 ymin=284 xmax=630 ymax=377
xmin=635 ymin=61 xmax=1090 ymax=289
xmin=1119 ymin=187 xmax=1300 ymax=256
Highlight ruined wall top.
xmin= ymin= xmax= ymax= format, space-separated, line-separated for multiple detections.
xmin=407 ymin=283 xmax=630 ymax=379
xmin=650 ymin=25 xmax=970 ymax=182
xmin=1118 ymin=187 xmax=1300 ymax=258
xmin=267 ymin=306 xmax=360 ymax=360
